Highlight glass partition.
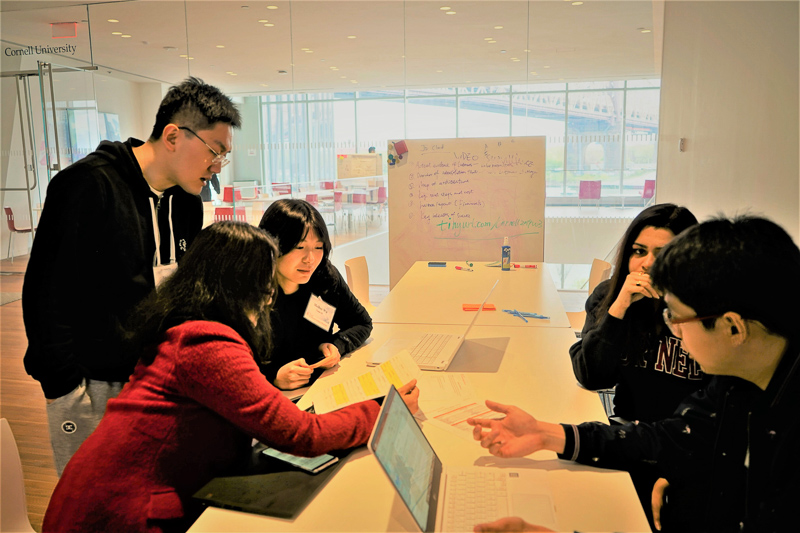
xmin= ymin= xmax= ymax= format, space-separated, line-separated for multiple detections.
xmin=2 ymin=0 xmax=663 ymax=272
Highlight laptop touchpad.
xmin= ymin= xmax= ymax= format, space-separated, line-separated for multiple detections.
xmin=511 ymin=493 xmax=558 ymax=531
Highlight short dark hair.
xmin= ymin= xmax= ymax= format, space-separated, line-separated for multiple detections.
xmin=130 ymin=221 xmax=278 ymax=364
xmin=651 ymin=215 xmax=800 ymax=340
xmin=258 ymin=199 xmax=336 ymax=291
xmin=596 ymin=203 xmax=698 ymax=318
xmin=149 ymin=77 xmax=241 ymax=140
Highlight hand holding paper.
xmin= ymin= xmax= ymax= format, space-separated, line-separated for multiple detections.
xmin=312 ymin=351 xmax=421 ymax=414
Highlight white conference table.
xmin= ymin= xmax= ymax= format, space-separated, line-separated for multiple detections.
xmin=188 ymin=323 xmax=649 ymax=533
xmin=371 ymin=261 xmax=570 ymax=328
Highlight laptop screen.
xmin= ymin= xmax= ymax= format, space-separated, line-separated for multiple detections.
xmin=369 ymin=386 xmax=442 ymax=532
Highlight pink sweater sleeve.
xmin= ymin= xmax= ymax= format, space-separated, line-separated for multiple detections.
xmin=171 ymin=321 xmax=380 ymax=457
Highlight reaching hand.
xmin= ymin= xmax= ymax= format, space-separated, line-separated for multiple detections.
xmin=467 ymin=401 xmax=564 ymax=458
xmin=397 ymin=379 xmax=420 ymax=414
xmin=312 ymin=343 xmax=341 ymax=369
xmin=473 ymin=517 xmax=554 ymax=532
xmin=651 ymin=478 xmax=670 ymax=531
xmin=274 ymin=358 xmax=314 ymax=390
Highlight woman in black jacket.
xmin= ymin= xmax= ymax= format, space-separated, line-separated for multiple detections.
xmin=258 ymin=199 xmax=372 ymax=390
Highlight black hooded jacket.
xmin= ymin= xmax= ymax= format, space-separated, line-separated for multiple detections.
xmin=560 ymin=342 xmax=800 ymax=532
xmin=23 ymin=138 xmax=203 ymax=399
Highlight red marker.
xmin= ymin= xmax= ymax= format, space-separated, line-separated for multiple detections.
xmin=455 ymin=266 xmax=473 ymax=271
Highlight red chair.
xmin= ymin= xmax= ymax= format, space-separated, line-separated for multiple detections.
xmin=641 ymin=179 xmax=656 ymax=206
xmin=222 ymin=186 xmax=242 ymax=204
xmin=271 ymin=183 xmax=292 ymax=196
xmin=367 ymin=186 xmax=388 ymax=222
xmin=214 ymin=206 xmax=247 ymax=222
xmin=305 ymin=194 xmax=319 ymax=205
xmin=578 ymin=180 xmax=601 ymax=209
xmin=321 ymin=181 xmax=334 ymax=190
xmin=4 ymin=206 xmax=33 ymax=261
xmin=343 ymin=192 xmax=367 ymax=231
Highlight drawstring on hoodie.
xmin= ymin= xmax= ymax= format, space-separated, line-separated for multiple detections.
xmin=148 ymin=195 xmax=176 ymax=267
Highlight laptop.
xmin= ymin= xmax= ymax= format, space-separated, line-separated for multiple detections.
xmin=368 ymin=386 xmax=558 ymax=533
xmin=367 ymin=280 xmax=499 ymax=371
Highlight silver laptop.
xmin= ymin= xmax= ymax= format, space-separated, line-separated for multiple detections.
xmin=367 ymin=280 xmax=499 ymax=371
xmin=369 ymin=386 xmax=558 ymax=533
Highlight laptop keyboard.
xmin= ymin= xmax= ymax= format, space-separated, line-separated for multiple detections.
xmin=442 ymin=469 xmax=509 ymax=532
xmin=409 ymin=333 xmax=452 ymax=365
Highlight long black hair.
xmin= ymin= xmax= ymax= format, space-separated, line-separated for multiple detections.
xmin=258 ymin=199 xmax=336 ymax=293
xmin=595 ymin=203 xmax=698 ymax=320
xmin=129 ymin=221 xmax=278 ymax=364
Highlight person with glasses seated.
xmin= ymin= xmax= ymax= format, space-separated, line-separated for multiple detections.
xmin=23 ymin=77 xmax=240 ymax=475
xmin=469 ymin=215 xmax=800 ymax=532
xmin=257 ymin=199 xmax=373 ymax=391
xmin=43 ymin=222 xmax=420 ymax=533
xmin=568 ymin=204 xmax=707 ymax=529
xmin=570 ymin=203 xmax=706 ymax=424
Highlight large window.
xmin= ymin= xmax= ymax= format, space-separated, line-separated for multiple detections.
xmin=259 ymin=80 xmax=660 ymax=205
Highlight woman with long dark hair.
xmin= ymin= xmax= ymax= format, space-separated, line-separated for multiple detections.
xmin=43 ymin=221 xmax=418 ymax=533
xmin=259 ymin=199 xmax=372 ymax=390
xmin=569 ymin=203 xmax=706 ymax=422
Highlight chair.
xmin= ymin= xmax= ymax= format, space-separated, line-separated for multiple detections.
xmin=367 ymin=186 xmax=388 ymax=222
xmin=4 ymin=207 xmax=33 ymax=262
xmin=271 ymin=183 xmax=292 ymax=196
xmin=344 ymin=256 xmax=376 ymax=315
xmin=308 ymin=193 xmax=337 ymax=234
xmin=343 ymin=192 xmax=367 ymax=232
xmin=641 ymin=179 xmax=656 ymax=207
xmin=222 ymin=186 xmax=243 ymax=204
xmin=1 ymin=419 xmax=36 ymax=533
xmin=320 ymin=181 xmax=335 ymax=190
xmin=578 ymin=180 xmax=601 ymax=209
xmin=214 ymin=206 xmax=247 ymax=222
xmin=566 ymin=258 xmax=613 ymax=335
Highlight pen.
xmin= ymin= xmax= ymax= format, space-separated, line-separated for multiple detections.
xmin=513 ymin=264 xmax=538 ymax=269
xmin=502 ymin=309 xmax=550 ymax=319
xmin=455 ymin=266 xmax=473 ymax=271
xmin=513 ymin=309 xmax=528 ymax=323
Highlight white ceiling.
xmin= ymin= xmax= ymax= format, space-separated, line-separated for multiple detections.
xmin=1 ymin=0 xmax=661 ymax=95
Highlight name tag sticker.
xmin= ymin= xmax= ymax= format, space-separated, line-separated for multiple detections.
xmin=304 ymin=294 xmax=336 ymax=331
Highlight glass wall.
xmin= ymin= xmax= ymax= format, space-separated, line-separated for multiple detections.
xmin=259 ymin=80 xmax=661 ymax=206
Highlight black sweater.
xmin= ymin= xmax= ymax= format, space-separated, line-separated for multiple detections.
xmin=261 ymin=266 xmax=372 ymax=386
xmin=22 ymin=138 xmax=203 ymax=399
xmin=569 ymin=280 xmax=707 ymax=422
xmin=560 ymin=342 xmax=800 ymax=532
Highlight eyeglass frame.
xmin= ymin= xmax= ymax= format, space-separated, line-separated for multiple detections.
xmin=178 ymin=126 xmax=230 ymax=168
xmin=662 ymin=308 xmax=723 ymax=337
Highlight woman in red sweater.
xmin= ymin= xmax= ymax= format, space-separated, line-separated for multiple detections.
xmin=43 ymin=221 xmax=419 ymax=533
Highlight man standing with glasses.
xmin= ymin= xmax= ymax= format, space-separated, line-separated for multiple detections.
xmin=468 ymin=216 xmax=799 ymax=532
xmin=23 ymin=77 xmax=241 ymax=475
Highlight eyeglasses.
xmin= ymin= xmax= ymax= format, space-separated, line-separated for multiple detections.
xmin=662 ymin=308 xmax=723 ymax=337
xmin=178 ymin=126 xmax=230 ymax=168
